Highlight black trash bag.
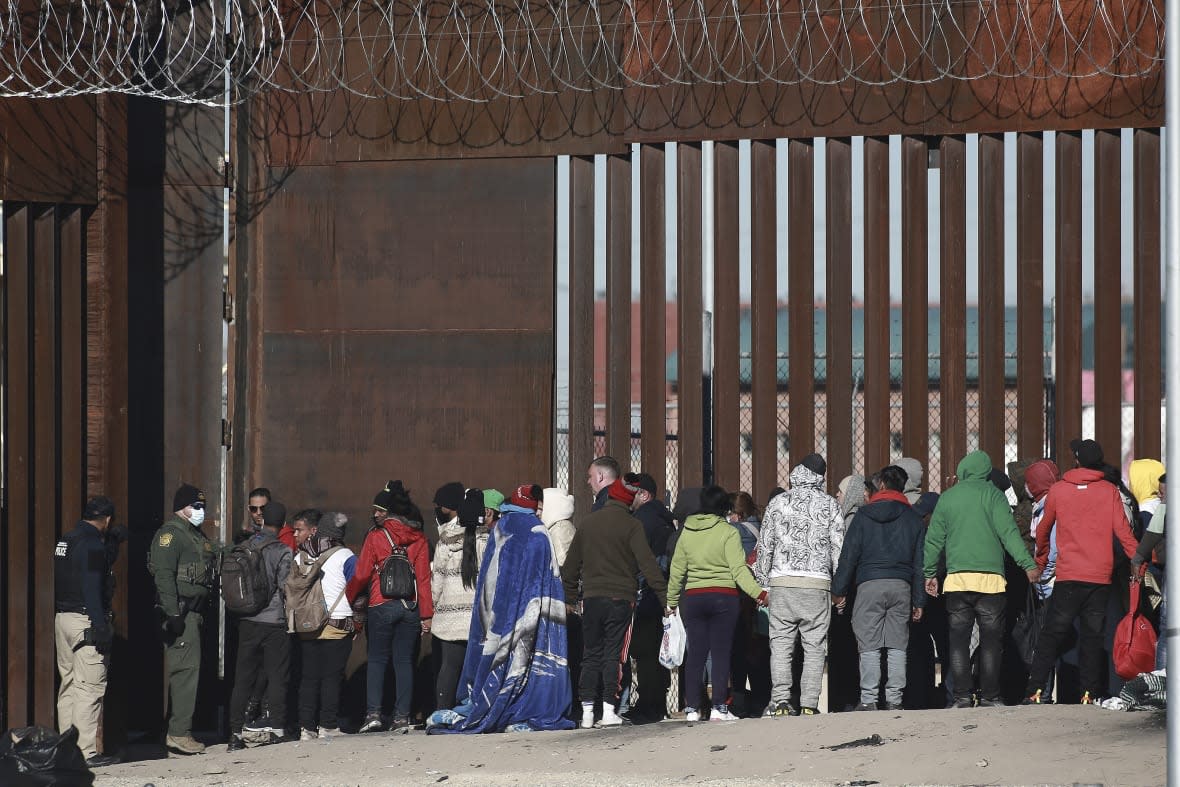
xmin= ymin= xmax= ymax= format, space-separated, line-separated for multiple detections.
xmin=0 ymin=725 xmax=94 ymax=786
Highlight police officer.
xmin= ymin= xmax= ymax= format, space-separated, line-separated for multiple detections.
xmin=149 ymin=483 xmax=218 ymax=756
xmin=54 ymin=496 xmax=120 ymax=767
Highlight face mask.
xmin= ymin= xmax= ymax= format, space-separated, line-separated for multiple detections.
xmin=189 ymin=506 xmax=206 ymax=527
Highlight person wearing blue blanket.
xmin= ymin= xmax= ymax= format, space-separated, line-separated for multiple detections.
xmin=426 ymin=484 xmax=576 ymax=733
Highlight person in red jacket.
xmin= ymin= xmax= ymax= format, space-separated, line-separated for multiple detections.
xmin=1024 ymin=439 xmax=1138 ymax=705
xmin=347 ymin=480 xmax=433 ymax=732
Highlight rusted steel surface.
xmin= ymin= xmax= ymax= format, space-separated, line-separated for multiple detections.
xmin=1093 ymin=129 xmax=1123 ymax=462
xmin=676 ymin=143 xmax=704 ymax=490
xmin=60 ymin=208 xmax=85 ymax=534
xmin=824 ymin=138 xmax=852 ymax=490
xmin=901 ymin=136 xmax=928 ymax=471
xmin=5 ymin=205 xmax=31 ymax=728
xmin=751 ymin=140 xmax=779 ymax=496
xmin=569 ymin=155 xmax=596 ymax=510
xmin=640 ymin=144 xmax=667 ymax=493
xmin=712 ymin=142 xmax=741 ymax=491
xmin=257 ymin=158 xmax=555 ymax=527
xmin=0 ymin=98 xmax=98 ymax=202
xmin=32 ymin=207 xmax=59 ymax=725
xmin=1134 ymin=130 xmax=1162 ymax=460
xmin=862 ymin=137 xmax=890 ymax=475
xmin=939 ymin=136 xmax=967 ymax=489
xmin=977 ymin=134 xmax=1006 ymax=466
xmin=787 ymin=139 xmax=815 ymax=469
xmin=1016 ymin=132 xmax=1044 ymax=460
xmin=606 ymin=153 xmax=632 ymax=464
xmin=1055 ymin=132 xmax=1083 ymax=469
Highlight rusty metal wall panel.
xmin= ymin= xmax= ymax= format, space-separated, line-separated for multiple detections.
xmin=1134 ymin=130 xmax=1162 ymax=460
xmin=0 ymin=98 xmax=98 ymax=202
xmin=901 ymin=137 xmax=928 ymax=470
xmin=640 ymin=144 xmax=667 ymax=492
xmin=1016 ymin=132 xmax=1044 ymax=460
xmin=569 ymin=156 xmax=596 ymax=510
xmin=32 ymin=207 xmax=59 ymax=725
xmin=825 ymin=139 xmax=852 ymax=490
xmin=1093 ymin=129 xmax=1123 ymax=462
xmin=751 ymin=140 xmax=778 ymax=496
xmin=60 ymin=208 xmax=85 ymax=533
xmin=863 ymin=137 xmax=890 ymax=474
xmin=606 ymin=154 xmax=632 ymax=463
xmin=977 ymin=134 xmax=1006 ymax=466
xmin=5 ymin=205 xmax=31 ymax=727
xmin=939 ymin=136 xmax=967 ymax=489
xmin=677 ymin=143 xmax=704 ymax=490
xmin=257 ymin=158 xmax=555 ymax=529
xmin=1055 ymin=132 xmax=1083 ymax=468
xmin=787 ymin=139 xmax=815 ymax=469
xmin=712 ymin=142 xmax=741 ymax=491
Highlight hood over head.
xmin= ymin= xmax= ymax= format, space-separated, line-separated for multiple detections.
xmin=1129 ymin=459 xmax=1166 ymax=505
xmin=955 ymin=450 xmax=994 ymax=482
xmin=896 ymin=457 xmax=924 ymax=495
xmin=540 ymin=487 xmax=575 ymax=526
xmin=1024 ymin=460 xmax=1061 ymax=501
xmin=838 ymin=475 xmax=867 ymax=520
xmin=788 ymin=463 xmax=826 ymax=491
xmin=1007 ymin=460 xmax=1034 ymax=502
xmin=673 ymin=487 xmax=704 ymax=526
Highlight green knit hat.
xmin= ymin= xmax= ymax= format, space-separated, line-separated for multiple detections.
xmin=482 ymin=488 xmax=506 ymax=511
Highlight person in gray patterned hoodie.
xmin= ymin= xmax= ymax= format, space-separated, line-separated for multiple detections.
xmin=753 ymin=454 xmax=845 ymax=716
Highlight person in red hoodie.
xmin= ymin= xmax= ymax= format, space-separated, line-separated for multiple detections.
xmin=1024 ymin=439 xmax=1138 ymax=705
xmin=347 ymin=480 xmax=433 ymax=732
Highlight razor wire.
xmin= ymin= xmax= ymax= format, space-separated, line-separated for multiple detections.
xmin=0 ymin=0 xmax=1164 ymax=105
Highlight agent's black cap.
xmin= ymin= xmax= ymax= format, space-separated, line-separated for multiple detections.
xmin=173 ymin=483 xmax=204 ymax=512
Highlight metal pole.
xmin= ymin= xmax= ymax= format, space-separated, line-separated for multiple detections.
xmin=1165 ymin=0 xmax=1180 ymax=778
xmin=217 ymin=0 xmax=232 ymax=683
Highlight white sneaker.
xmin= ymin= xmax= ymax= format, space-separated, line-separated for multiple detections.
xmin=598 ymin=707 xmax=624 ymax=727
xmin=709 ymin=707 xmax=738 ymax=722
xmin=318 ymin=727 xmax=341 ymax=739
xmin=299 ymin=728 xmax=317 ymax=742
xmin=685 ymin=708 xmax=701 ymax=722
xmin=580 ymin=707 xmax=595 ymax=729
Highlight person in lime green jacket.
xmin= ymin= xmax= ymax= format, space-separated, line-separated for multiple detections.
xmin=667 ymin=486 xmax=767 ymax=722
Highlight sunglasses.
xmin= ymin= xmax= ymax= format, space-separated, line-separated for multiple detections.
xmin=192 ymin=502 xmax=206 ymax=510
xmin=248 ymin=505 xmax=263 ymax=513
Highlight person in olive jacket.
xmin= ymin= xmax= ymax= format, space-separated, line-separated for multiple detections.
xmin=561 ymin=475 xmax=667 ymax=729
xmin=149 ymin=483 xmax=219 ymax=756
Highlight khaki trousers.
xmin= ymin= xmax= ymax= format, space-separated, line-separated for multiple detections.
xmin=54 ymin=612 xmax=107 ymax=758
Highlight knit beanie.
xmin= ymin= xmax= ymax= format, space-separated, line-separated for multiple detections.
xmin=433 ymin=482 xmax=465 ymax=512
xmin=173 ymin=483 xmax=204 ymax=512
xmin=373 ymin=479 xmax=397 ymax=512
xmin=317 ymin=511 xmax=347 ymax=540
xmin=509 ymin=484 xmax=542 ymax=510
xmin=800 ymin=453 xmax=827 ymax=477
xmin=261 ymin=501 xmax=287 ymax=527
xmin=607 ymin=477 xmax=638 ymax=506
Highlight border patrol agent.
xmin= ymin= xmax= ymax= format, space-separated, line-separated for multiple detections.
xmin=54 ymin=496 xmax=120 ymax=767
xmin=150 ymin=483 xmax=218 ymax=755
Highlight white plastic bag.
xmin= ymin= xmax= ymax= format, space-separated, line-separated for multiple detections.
xmin=659 ymin=613 xmax=687 ymax=669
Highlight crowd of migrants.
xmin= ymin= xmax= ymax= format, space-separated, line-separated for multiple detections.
xmin=52 ymin=439 xmax=1165 ymax=764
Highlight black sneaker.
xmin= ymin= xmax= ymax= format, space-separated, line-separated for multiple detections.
xmin=227 ymin=735 xmax=246 ymax=752
xmin=388 ymin=716 xmax=414 ymax=733
xmin=976 ymin=697 xmax=1002 ymax=708
xmin=85 ymin=754 xmax=120 ymax=767
xmin=771 ymin=701 xmax=797 ymax=717
xmin=358 ymin=712 xmax=385 ymax=734
xmin=881 ymin=702 xmax=903 ymax=711
xmin=952 ymin=697 xmax=975 ymax=709
xmin=854 ymin=703 xmax=877 ymax=711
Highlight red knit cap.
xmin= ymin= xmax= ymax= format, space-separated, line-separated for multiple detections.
xmin=607 ymin=477 xmax=638 ymax=506
xmin=509 ymin=484 xmax=541 ymax=510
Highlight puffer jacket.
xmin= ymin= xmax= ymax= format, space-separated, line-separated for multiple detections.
xmin=430 ymin=518 xmax=489 ymax=642
xmin=754 ymin=464 xmax=845 ymax=588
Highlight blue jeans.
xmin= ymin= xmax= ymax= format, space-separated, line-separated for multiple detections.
xmin=366 ymin=601 xmax=420 ymax=718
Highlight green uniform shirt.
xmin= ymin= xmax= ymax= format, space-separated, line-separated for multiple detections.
xmin=149 ymin=515 xmax=218 ymax=616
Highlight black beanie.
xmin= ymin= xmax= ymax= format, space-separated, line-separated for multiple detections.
xmin=433 ymin=482 xmax=465 ymax=512
xmin=801 ymin=453 xmax=827 ymax=477
xmin=83 ymin=496 xmax=116 ymax=520
xmin=373 ymin=480 xmax=396 ymax=511
xmin=262 ymin=501 xmax=287 ymax=528
xmin=173 ymin=483 xmax=204 ymax=512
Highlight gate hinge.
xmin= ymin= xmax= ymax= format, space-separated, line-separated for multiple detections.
xmin=221 ymin=419 xmax=233 ymax=449
xmin=223 ymin=288 xmax=234 ymax=323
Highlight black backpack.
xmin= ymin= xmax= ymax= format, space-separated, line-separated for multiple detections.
xmin=221 ymin=539 xmax=278 ymax=615
xmin=377 ymin=528 xmax=417 ymax=606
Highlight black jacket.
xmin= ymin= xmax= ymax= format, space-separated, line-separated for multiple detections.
xmin=831 ymin=499 xmax=927 ymax=608
xmin=54 ymin=520 xmax=110 ymax=632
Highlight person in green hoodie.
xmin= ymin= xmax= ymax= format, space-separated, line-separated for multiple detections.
xmin=666 ymin=485 xmax=767 ymax=722
xmin=924 ymin=450 xmax=1039 ymax=708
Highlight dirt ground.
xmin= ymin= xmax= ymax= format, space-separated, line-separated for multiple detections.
xmin=92 ymin=705 xmax=1162 ymax=787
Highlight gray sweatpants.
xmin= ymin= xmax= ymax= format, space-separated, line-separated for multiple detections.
xmin=768 ymin=587 xmax=831 ymax=709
